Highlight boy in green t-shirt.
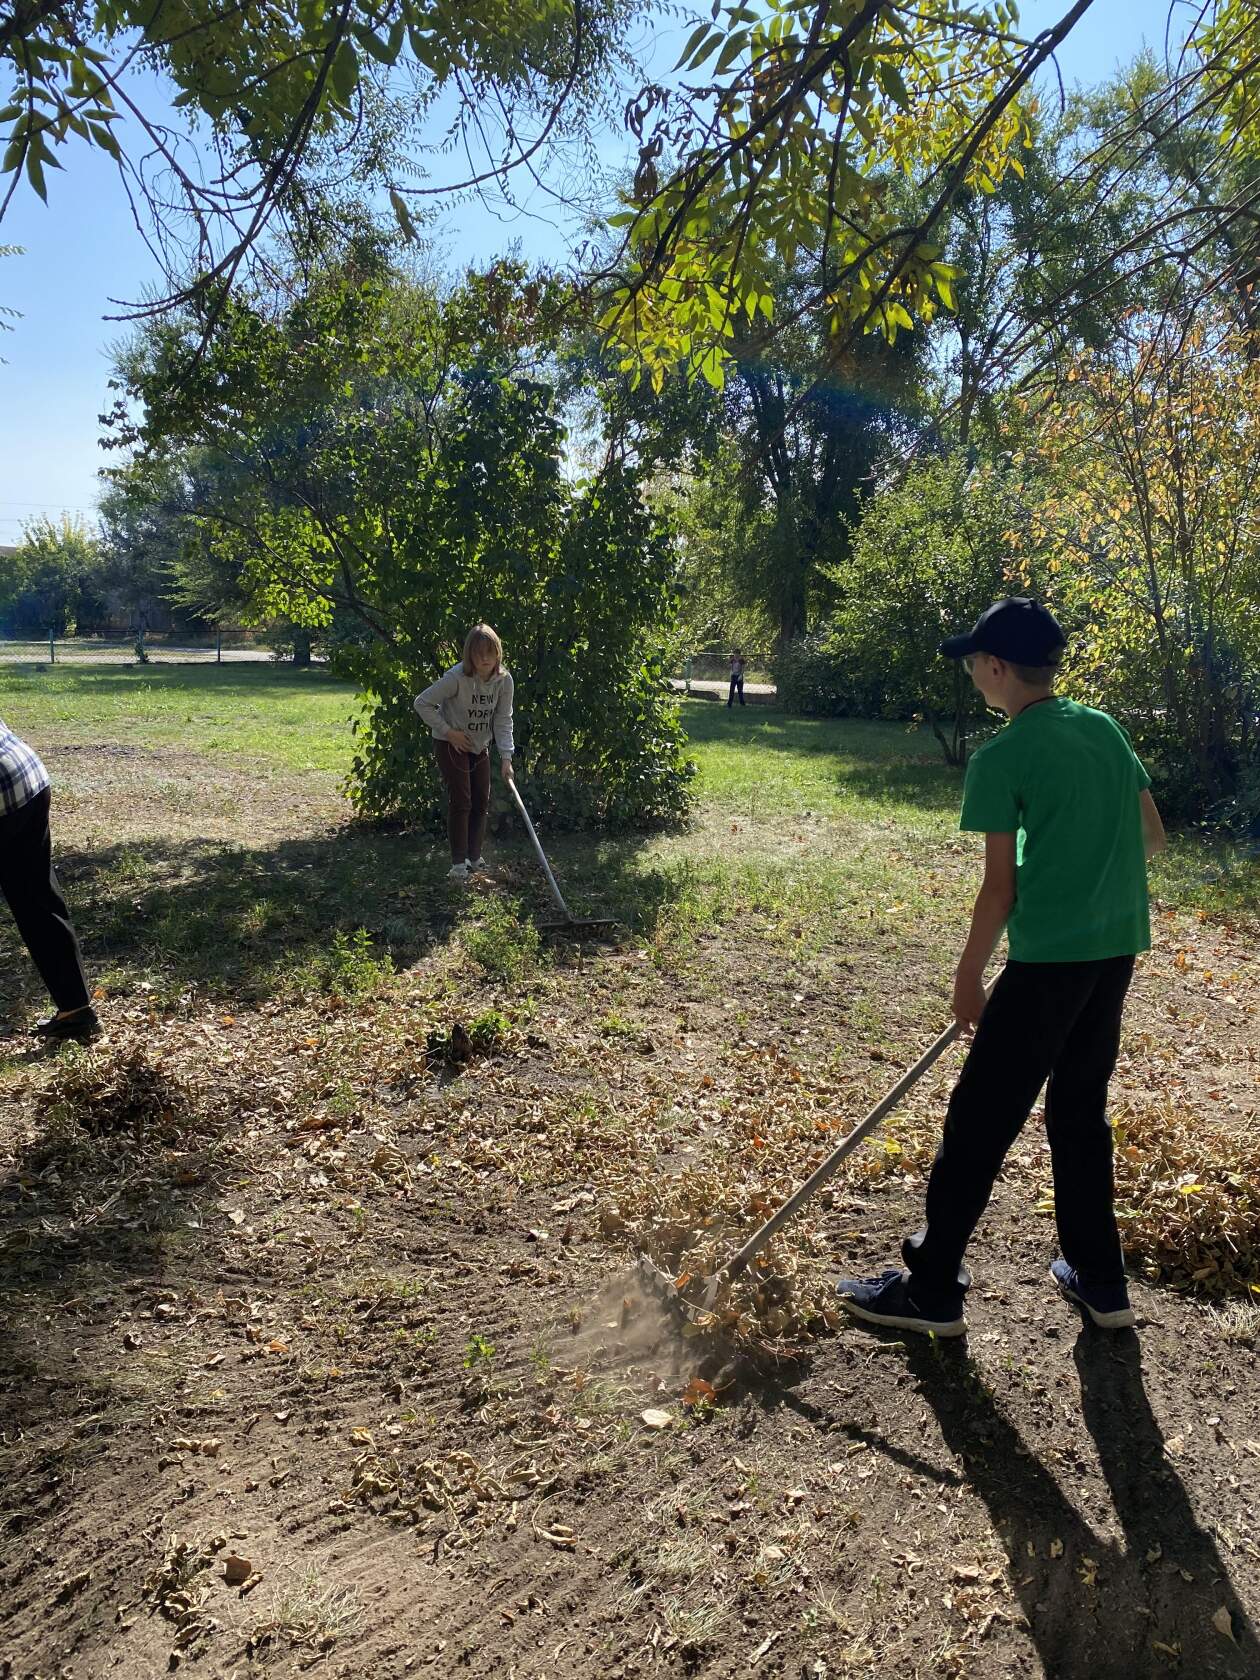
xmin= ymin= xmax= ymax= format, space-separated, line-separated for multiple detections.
xmin=836 ymin=597 xmax=1166 ymax=1337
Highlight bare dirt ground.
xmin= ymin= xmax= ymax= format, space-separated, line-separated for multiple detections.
xmin=1 ymin=745 xmax=1258 ymax=1680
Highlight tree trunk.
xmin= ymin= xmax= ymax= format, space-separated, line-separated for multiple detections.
xmin=778 ymin=584 xmax=807 ymax=653
xmin=291 ymin=626 xmax=313 ymax=666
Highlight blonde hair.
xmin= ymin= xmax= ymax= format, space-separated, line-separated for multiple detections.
xmin=461 ymin=623 xmax=504 ymax=676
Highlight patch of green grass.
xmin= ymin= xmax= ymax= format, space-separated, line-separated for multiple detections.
xmin=2 ymin=672 xmax=1251 ymax=1028
xmin=0 ymin=664 xmax=357 ymax=773
xmin=680 ymin=700 xmax=967 ymax=831
xmin=7 ymin=827 xmax=461 ymax=1008
xmin=295 ymin=927 xmax=395 ymax=1000
xmin=680 ymin=703 xmax=1257 ymax=927
xmin=1151 ymin=833 xmax=1260 ymax=924
xmin=462 ymin=897 xmax=543 ymax=982
xmin=599 ymin=1009 xmax=641 ymax=1039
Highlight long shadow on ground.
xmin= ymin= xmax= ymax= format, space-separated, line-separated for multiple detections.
xmin=902 ymin=1331 xmax=1258 ymax=1680
xmin=0 ymin=823 xmax=695 ymax=1021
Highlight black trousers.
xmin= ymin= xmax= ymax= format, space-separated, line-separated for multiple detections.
xmin=727 ymin=674 xmax=745 ymax=706
xmin=0 ymin=787 xmax=91 ymax=1012
xmin=905 ymin=955 xmax=1135 ymax=1303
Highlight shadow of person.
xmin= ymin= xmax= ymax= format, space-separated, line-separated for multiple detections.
xmin=1075 ymin=1327 xmax=1259 ymax=1674
xmin=902 ymin=1332 xmax=1257 ymax=1680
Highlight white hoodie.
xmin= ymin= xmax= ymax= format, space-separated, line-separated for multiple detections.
xmin=414 ymin=665 xmax=515 ymax=757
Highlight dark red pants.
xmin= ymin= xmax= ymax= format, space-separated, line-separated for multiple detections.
xmin=0 ymin=786 xmax=91 ymax=1011
xmin=436 ymin=742 xmax=490 ymax=862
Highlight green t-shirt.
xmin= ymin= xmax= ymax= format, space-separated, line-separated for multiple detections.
xmin=960 ymin=698 xmax=1152 ymax=963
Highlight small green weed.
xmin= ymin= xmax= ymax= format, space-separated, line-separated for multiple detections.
xmin=462 ymin=898 xmax=541 ymax=983
xmin=306 ymin=928 xmax=394 ymax=999
xmin=599 ymin=1010 xmax=640 ymax=1040
xmin=469 ymin=1007 xmax=513 ymax=1053
xmin=462 ymin=1333 xmax=496 ymax=1370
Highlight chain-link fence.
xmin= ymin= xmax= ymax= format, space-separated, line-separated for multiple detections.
xmin=0 ymin=635 xmax=291 ymax=666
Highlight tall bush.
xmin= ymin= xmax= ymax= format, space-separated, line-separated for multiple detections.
xmin=114 ymin=256 xmax=693 ymax=830
xmin=2 ymin=515 xmax=105 ymax=636
xmin=812 ymin=454 xmax=1018 ymax=762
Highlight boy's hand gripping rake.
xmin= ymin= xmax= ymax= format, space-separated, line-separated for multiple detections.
xmin=638 ymin=1002 xmax=985 ymax=1322
xmin=505 ymin=777 xmax=617 ymax=934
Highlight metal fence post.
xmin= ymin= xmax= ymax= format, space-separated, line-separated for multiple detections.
xmin=216 ymin=629 xmax=222 ymax=664
xmin=49 ymin=628 xmax=54 ymax=665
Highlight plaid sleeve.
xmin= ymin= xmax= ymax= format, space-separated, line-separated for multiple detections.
xmin=0 ymin=725 xmax=50 ymax=816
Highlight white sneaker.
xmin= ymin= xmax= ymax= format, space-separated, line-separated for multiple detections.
xmin=447 ymin=862 xmax=470 ymax=882
xmin=467 ymin=857 xmax=486 ymax=871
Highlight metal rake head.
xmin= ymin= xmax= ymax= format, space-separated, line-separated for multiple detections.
xmin=635 ymin=1252 xmax=725 ymax=1326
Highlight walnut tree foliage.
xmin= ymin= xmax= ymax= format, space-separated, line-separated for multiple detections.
xmin=597 ymin=0 xmax=1066 ymax=391
xmin=594 ymin=0 xmax=1260 ymax=395
xmin=1011 ymin=311 xmax=1260 ymax=813
xmin=0 ymin=0 xmax=639 ymax=323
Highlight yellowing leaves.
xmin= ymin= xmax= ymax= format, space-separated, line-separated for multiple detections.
xmin=600 ymin=1 xmax=1031 ymax=385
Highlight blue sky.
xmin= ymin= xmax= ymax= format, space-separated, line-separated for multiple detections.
xmin=0 ymin=0 xmax=1170 ymax=534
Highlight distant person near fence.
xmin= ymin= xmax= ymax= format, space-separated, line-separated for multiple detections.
xmin=0 ymin=718 xmax=99 ymax=1040
xmin=728 ymin=650 xmax=746 ymax=708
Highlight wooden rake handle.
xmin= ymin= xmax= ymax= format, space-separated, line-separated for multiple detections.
xmin=702 ymin=982 xmax=995 ymax=1304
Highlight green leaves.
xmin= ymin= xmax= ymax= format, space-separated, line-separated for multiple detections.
xmin=2 ymin=0 xmax=633 ymax=310
xmin=21 ymin=129 xmax=65 ymax=202
xmin=1018 ymin=313 xmax=1260 ymax=809
xmin=110 ymin=253 xmax=691 ymax=828
xmin=351 ymin=18 xmax=405 ymax=64
xmin=331 ymin=37 xmax=360 ymax=104
xmin=676 ymin=26 xmax=726 ymax=71
xmin=603 ymin=1 xmax=1033 ymax=390
xmin=714 ymin=29 xmax=751 ymax=76
xmin=876 ymin=59 xmax=910 ymax=111
xmin=675 ymin=21 xmax=715 ymax=70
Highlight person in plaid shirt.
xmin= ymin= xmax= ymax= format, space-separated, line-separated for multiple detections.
xmin=0 ymin=718 xmax=98 ymax=1039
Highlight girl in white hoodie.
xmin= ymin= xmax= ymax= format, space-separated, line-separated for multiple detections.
xmin=414 ymin=624 xmax=515 ymax=881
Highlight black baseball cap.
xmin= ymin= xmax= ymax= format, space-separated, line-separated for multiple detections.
xmin=939 ymin=597 xmax=1066 ymax=663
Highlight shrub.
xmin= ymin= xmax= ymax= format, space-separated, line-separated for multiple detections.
xmin=114 ymin=262 xmax=695 ymax=835
xmin=340 ymin=436 xmax=695 ymax=833
xmin=772 ymin=629 xmax=888 ymax=719
xmin=820 ymin=453 xmax=1017 ymax=762
xmin=469 ymin=1008 xmax=513 ymax=1053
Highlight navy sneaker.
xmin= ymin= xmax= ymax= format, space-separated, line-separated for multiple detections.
xmin=1049 ymin=1258 xmax=1134 ymax=1329
xmin=34 ymin=1006 xmax=100 ymax=1042
xmin=835 ymin=1268 xmax=967 ymax=1338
